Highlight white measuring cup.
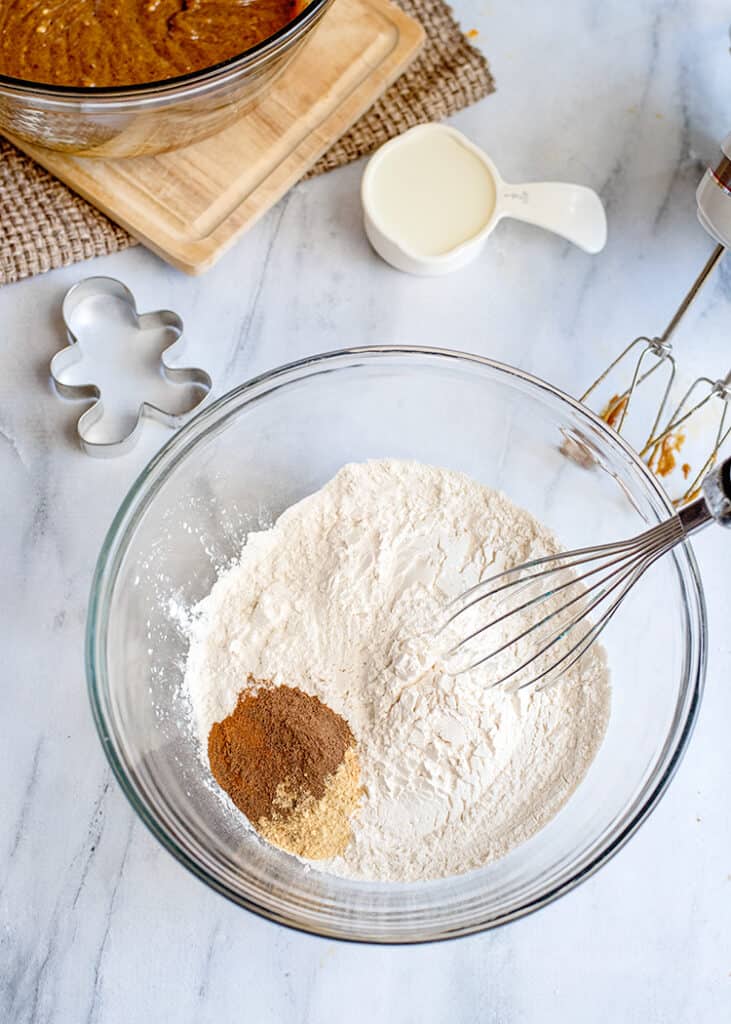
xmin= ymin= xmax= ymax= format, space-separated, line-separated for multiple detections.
xmin=362 ymin=123 xmax=607 ymax=275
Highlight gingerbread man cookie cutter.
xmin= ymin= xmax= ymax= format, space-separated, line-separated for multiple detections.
xmin=50 ymin=277 xmax=212 ymax=457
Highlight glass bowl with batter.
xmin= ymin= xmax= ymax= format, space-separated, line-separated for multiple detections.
xmin=87 ymin=348 xmax=705 ymax=942
xmin=0 ymin=0 xmax=333 ymax=157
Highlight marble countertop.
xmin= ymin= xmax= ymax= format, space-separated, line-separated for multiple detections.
xmin=2 ymin=1 xmax=730 ymax=1020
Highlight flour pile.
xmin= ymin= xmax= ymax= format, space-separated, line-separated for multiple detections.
xmin=183 ymin=460 xmax=610 ymax=882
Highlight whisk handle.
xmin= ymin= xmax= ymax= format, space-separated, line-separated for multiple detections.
xmin=701 ymin=455 xmax=731 ymax=528
xmin=679 ymin=455 xmax=731 ymax=535
xmin=678 ymin=496 xmax=714 ymax=535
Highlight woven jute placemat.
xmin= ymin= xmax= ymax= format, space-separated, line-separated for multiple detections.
xmin=0 ymin=0 xmax=494 ymax=285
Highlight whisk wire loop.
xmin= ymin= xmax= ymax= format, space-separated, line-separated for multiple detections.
xmin=446 ymin=521 xmax=678 ymax=660
xmin=508 ymin=533 xmax=684 ymax=691
xmin=445 ymin=522 xmax=680 ymax=628
xmin=444 ymin=515 xmax=686 ymax=687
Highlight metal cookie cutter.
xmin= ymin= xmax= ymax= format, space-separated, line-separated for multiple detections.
xmin=50 ymin=277 xmax=212 ymax=457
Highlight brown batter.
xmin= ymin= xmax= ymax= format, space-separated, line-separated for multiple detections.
xmin=0 ymin=0 xmax=305 ymax=87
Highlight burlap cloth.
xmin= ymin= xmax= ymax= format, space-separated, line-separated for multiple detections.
xmin=0 ymin=0 xmax=494 ymax=285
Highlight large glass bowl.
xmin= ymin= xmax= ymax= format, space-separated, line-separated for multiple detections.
xmin=0 ymin=0 xmax=333 ymax=157
xmin=87 ymin=348 xmax=705 ymax=943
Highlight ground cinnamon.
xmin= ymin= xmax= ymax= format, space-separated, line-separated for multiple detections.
xmin=208 ymin=682 xmax=361 ymax=859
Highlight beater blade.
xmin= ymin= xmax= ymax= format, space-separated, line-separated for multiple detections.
xmin=579 ymin=131 xmax=731 ymax=454
xmin=641 ymin=369 xmax=731 ymax=504
xmin=578 ymin=244 xmax=723 ymax=450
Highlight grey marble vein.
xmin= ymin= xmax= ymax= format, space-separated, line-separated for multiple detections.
xmin=223 ymin=189 xmax=294 ymax=382
xmin=84 ymin=816 xmax=135 ymax=1024
xmin=6 ymin=739 xmax=43 ymax=868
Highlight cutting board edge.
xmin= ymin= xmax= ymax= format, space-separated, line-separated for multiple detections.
xmin=6 ymin=0 xmax=426 ymax=275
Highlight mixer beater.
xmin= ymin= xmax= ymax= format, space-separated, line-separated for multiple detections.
xmin=579 ymin=243 xmax=723 ymax=445
xmin=641 ymin=367 xmax=731 ymax=504
xmin=578 ymin=132 xmax=731 ymax=488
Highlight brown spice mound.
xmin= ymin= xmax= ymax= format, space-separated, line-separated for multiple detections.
xmin=208 ymin=682 xmax=361 ymax=859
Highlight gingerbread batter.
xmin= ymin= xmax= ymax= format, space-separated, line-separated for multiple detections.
xmin=0 ymin=0 xmax=305 ymax=87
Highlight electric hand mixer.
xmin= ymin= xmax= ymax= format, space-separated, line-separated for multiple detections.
xmin=579 ymin=132 xmax=731 ymax=502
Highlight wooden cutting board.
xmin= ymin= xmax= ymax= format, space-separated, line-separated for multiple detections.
xmin=9 ymin=0 xmax=424 ymax=274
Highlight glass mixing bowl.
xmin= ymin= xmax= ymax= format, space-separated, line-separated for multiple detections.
xmin=87 ymin=348 xmax=705 ymax=942
xmin=0 ymin=0 xmax=333 ymax=157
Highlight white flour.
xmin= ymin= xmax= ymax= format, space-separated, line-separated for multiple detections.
xmin=183 ymin=460 xmax=610 ymax=882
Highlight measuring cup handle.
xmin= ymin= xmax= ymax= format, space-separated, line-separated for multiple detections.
xmin=498 ymin=182 xmax=607 ymax=254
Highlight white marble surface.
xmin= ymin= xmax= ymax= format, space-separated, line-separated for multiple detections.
xmin=2 ymin=2 xmax=731 ymax=1020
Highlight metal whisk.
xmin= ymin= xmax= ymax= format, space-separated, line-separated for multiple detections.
xmin=442 ymin=456 xmax=730 ymax=691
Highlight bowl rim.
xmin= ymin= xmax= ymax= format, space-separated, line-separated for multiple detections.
xmin=0 ymin=0 xmax=331 ymax=100
xmin=86 ymin=345 xmax=707 ymax=944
